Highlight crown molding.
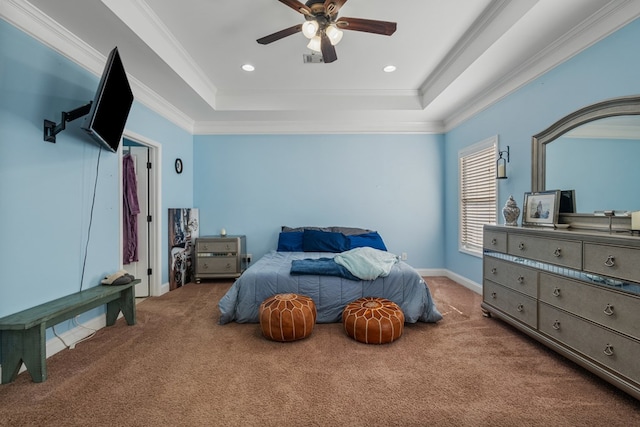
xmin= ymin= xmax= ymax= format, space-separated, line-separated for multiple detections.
xmin=100 ymin=0 xmax=217 ymax=110
xmin=193 ymin=119 xmax=444 ymax=135
xmin=5 ymin=0 xmax=640 ymax=136
xmin=443 ymin=0 xmax=640 ymax=131
xmin=1 ymin=0 xmax=195 ymax=132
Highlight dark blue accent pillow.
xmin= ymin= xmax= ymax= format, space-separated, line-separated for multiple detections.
xmin=302 ymin=229 xmax=350 ymax=253
xmin=277 ymin=231 xmax=304 ymax=251
xmin=348 ymin=232 xmax=387 ymax=251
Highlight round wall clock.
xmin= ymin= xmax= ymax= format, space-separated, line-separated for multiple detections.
xmin=175 ymin=158 xmax=183 ymax=174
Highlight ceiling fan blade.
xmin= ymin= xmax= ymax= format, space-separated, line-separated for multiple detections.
xmin=320 ymin=32 xmax=337 ymax=63
xmin=336 ymin=17 xmax=397 ymax=36
xmin=257 ymin=24 xmax=303 ymax=45
xmin=278 ymin=0 xmax=312 ymax=15
xmin=324 ymin=0 xmax=348 ymax=16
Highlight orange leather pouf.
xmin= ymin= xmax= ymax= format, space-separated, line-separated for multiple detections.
xmin=259 ymin=293 xmax=317 ymax=342
xmin=342 ymin=297 xmax=405 ymax=344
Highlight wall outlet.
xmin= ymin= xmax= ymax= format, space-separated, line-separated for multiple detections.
xmin=245 ymin=254 xmax=252 ymax=264
xmin=401 ymin=252 xmax=407 ymax=260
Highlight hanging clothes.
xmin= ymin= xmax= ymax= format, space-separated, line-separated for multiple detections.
xmin=123 ymin=152 xmax=140 ymax=264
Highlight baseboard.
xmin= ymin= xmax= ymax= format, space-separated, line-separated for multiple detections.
xmin=417 ymin=268 xmax=482 ymax=295
xmin=160 ymin=281 xmax=170 ymax=295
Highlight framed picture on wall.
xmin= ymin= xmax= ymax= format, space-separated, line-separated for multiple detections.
xmin=523 ymin=190 xmax=560 ymax=226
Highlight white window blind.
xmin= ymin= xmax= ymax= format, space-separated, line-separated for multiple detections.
xmin=459 ymin=137 xmax=497 ymax=255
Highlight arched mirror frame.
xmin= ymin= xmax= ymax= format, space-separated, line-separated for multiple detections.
xmin=532 ymin=95 xmax=640 ymax=195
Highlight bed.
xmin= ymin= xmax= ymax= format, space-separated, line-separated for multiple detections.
xmin=218 ymin=227 xmax=442 ymax=325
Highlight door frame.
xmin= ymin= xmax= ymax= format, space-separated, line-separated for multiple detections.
xmin=119 ymin=129 xmax=163 ymax=297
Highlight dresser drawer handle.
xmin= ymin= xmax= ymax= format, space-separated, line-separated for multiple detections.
xmin=517 ymin=276 xmax=524 ymax=284
xmin=553 ymin=248 xmax=561 ymax=257
xmin=518 ymin=242 xmax=525 ymax=250
xmin=491 ymin=238 xmax=497 ymax=245
xmin=552 ymin=287 xmax=561 ymax=297
xmin=552 ymin=320 xmax=561 ymax=330
xmin=604 ymin=255 xmax=615 ymax=267
xmin=491 ymin=268 xmax=497 ymax=275
xmin=603 ymin=344 xmax=614 ymax=357
xmin=516 ymin=303 xmax=524 ymax=312
xmin=491 ymin=292 xmax=497 ymax=299
xmin=604 ymin=304 xmax=614 ymax=316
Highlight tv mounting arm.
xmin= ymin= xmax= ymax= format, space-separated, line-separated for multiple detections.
xmin=43 ymin=102 xmax=92 ymax=143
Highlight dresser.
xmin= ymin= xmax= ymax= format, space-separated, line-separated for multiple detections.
xmin=194 ymin=235 xmax=246 ymax=282
xmin=482 ymin=224 xmax=640 ymax=399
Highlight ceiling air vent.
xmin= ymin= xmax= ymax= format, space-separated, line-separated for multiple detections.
xmin=303 ymin=52 xmax=324 ymax=63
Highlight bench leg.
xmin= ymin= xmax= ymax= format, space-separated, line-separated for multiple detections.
xmin=1 ymin=324 xmax=47 ymax=384
xmin=106 ymin=286 xmax=136 ymax=326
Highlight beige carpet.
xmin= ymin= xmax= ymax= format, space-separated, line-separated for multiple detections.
xmin=1 ymin=277 xmax=639 ymax=426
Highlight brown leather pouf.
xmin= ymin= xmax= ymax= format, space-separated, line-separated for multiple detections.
xmin=259 ymin=293 xmax=317 ymax=342
xmin=342 ymin=297 xmax=405 ymax=344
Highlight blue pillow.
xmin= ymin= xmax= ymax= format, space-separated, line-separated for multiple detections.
xmin=277 ymin=231 xmax=304 ymax=251
xmin=302 ymin=230 xmax=350 ymax=253
xmin=348 ymin=232 xmax=387 ymax=251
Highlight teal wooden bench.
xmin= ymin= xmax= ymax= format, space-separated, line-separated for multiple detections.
xmin=0 ymin=280 xmax=139 ymax=384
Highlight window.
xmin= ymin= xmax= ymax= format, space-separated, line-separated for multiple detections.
xmin=459 ymin=136 xmax=498 ymax=256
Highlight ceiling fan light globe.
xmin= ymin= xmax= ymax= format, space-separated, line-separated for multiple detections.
xmin=326 ymin=25 xmax=343 ymax=45
xmin=302 ymin=20 xmax=319 ymax=39
xmin=307 ymin=35 xmax=322 ymax=52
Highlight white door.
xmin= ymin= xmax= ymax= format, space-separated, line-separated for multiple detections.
xmin=123 ymin=146 xmax=150 ymax=297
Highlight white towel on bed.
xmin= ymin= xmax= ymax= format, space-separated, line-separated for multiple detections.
xmin=334 ymin=247 xmax=399 ymax=280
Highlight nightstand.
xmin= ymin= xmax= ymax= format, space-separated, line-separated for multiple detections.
xmin=194 ymin=235 xmax=246 ymax=282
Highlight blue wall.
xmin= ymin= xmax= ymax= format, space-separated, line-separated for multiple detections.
xmin=193 ymin=134 xmax=445 ymax=266
xmin=0 ymin=19 xmax=192 ymax=332
xmin=444 ymin=18 xmax=640 ymax=284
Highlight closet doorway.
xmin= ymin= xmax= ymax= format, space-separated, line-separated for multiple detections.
xmin=120 ymin=132 xmax=162 ymax=298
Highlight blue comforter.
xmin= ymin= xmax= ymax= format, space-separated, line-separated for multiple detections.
xmin=218 ymin=251 xmax=442 ymax=324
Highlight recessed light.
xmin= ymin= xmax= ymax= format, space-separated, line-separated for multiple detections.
xmin=242 ymin=64 xmax=255 ymax=72
xmin=383 ymin=65 xmax=396 ymax=73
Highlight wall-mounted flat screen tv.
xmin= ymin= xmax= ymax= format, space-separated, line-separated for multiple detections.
xmin=81 ymin=47 xmax=134 ymax=153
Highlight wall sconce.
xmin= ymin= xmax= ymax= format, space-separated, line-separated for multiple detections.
xmin=496 ymin=146 xmax=510 ymax=179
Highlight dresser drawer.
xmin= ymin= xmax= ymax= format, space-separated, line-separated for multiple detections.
xmin=539 ymin=302 xmax=640 ymax=384
xmin=483 ymin=280 xmax=537 ymax=328
xmin=484 ymin=257 xmax=537 ymax=298
xmin=584 ymin=243 xmax=640 ymax=284
xmin=197 ymin=239 xmax=238 ymax=253
xmin=539 ymin=273 xmax=640 ymax=340
xmin=483 ymin=229 xmax=507 ymax=253
xmin=507 ymin=233 xmax=582 ymax=269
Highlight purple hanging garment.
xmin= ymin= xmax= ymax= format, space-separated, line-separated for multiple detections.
xmin=123 ymin=153 xmax=140 ymax=264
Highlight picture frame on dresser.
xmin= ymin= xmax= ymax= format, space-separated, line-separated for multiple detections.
xmin=522 ymin=190 xmax=560 ymax=226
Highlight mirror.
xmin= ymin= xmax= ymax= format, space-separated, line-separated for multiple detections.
xmin=532 ymin=95 xmax=640 ymax=213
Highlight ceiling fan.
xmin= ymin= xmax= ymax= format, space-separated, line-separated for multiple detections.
xmin=257 ymin=0 xmax=397 ymax=63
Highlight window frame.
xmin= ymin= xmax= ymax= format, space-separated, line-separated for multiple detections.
xmin=458 ymin=135 xmax=499 ymax=257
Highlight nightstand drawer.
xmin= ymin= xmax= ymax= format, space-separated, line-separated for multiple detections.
xmin=197 ymin=239 xmax=238 ymax=253
xmin=507 ymin=233 xmax=582 ymax=269
xmin=584 ymin=243 xmax=640 ymax=284
xmin=196 ymin=258 xmax=238 ymax=274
